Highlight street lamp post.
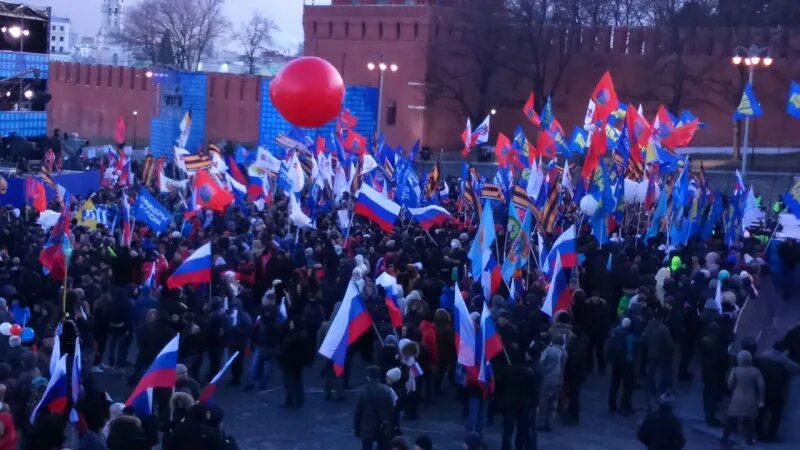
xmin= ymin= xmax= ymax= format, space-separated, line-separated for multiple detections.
xmin=367 ymin=59 xmax=398 ymax=137
xmin=132 ymin=110 xmax=138 ymax=149
xmin=732 ymin=45 xmax=773 ymax=179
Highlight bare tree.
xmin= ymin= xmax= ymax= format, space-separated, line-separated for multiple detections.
xmin=120 ymin=0 xmax=229 ymax=71
xmin=236 ymin=13 xmax=278 ymax=75
xmin=115 ymin=0 xmax=162 ymax=64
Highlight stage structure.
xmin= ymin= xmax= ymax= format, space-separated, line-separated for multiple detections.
xmin=0 ymin=1 xmax=50 ymax=138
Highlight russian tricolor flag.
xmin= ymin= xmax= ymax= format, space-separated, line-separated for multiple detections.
xmin=543 ymin=251 xmax=573 ymax=317
xmin=126 ymin=334 xmax=180 ymax=417
xmin=408 ymin=205 xmax=451 ymax=230
xmin=354 ymin=183 xmax=401 ymax=232
xmin=542 ymin=224 xmax=577 ymax=276
xmin=453 ymin=284 xmax=476 ymax=367
xmin=385 ymin=293 xmax=403 ymax=329
xmin=30 ymin=354 xmax=68 ymax=424
xmin=318 ymin=281 xmax=374 ymax=376
xmin=481 ymin=252 xmax=502 ymax=301
xmin=478 ymin=303 xmax=503 ymax=393
xmin=199 ymin=351 xmax=239 ymax=404
xmin=167 ymin=243 xmax=212 ymax=289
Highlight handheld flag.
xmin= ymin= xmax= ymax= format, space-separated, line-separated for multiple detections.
xmin=39 ymin=207 xmax=72 ymax=281
xmin=126 ymin=335 xmax=180 ymax=416
xmin=193 ymin=170 xmax=234 ymax=212
xmin=318 ymin=281 xmax=374 ymax=376
xmin=591 ymin=71 xmax=620 ymax=121
xmin=114 ymin=116 xmax=126 ymax=145
xmin=199 ymin=351 xmax=239 ymax=403
xmin=30 ymin=354 xmax=68 ymax=424
xmin=468 ymin=200 xmax=496 ymax=279
xmin=470 ymin=115 xmax=491 ymax=147
xmin=542 ymin=252 xmax=572 ymax=317
xmin=453 ymin=284 xmax=475 ymax=367
xmin=788 ymin=81 xmax=800 ymax=119
xmin=354 ymin=183 xmax=401 ymax=232
xmin=70 ymin=337 xmax=82 ymax=422
xmin=478 ymin=302 xmax=503 ymax=393
xmin=784 ymin=179 xmax=800 ymax=219
xmin=541 ymin=224 xmax=577 ymax=275
xmin=733 ymin=83 xmax=763 ymax=120
xmin=523 ymin=93 xmax=541 ymax=127
xmin=167 ymin=242 xmax=212 ymax=289
xmin=177 ymin=111 xmax=192 ymax=148
xmin=461 ymin=117 xmax=472 ymax=156
xmin=385 ymin=291 xmax=403 ymax=329
xmin=408 ymin=205 xmax=451 ymax=230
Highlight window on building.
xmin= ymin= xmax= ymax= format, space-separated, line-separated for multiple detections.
xmin=386 ymin=101 xmax=397 ymax=126
xmin=313 ymin=22 xmax=317 ymax=35
xmin=50 ymin=46 xmax=55 ymax=52
xmin=328 ymin=22 xmax=332 ymax=35
xmin=345 ymin=22 xmax=349 ymax=37
xmin=60 ymin=26 xmax=64 ymax=31
xmin=60 ymin=36 xmax=64 ymax=41
xmin=59 ymin=46 xmax=63 ymax=52
xmin=51 ymin=25 xmax=55 ymax=31
xmin=396 ymin=23 xmax=401 ymax=39
xmin=51 ymin=36 xmax=55 ymax=41
xmin=378 ymin=23 xmax=383 ymax=39
xmin=414 ymin=23 xmax=418 ymax=38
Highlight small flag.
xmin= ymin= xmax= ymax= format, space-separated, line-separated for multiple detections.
xmin=199 ymin=351 xmax=239 ymax=403
xmin=733 ymin=83 xmax=763 ymax=120
xmin=787 ymin=81 xmax=800 ymax=119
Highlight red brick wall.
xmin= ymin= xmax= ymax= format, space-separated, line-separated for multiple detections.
xmin=305 ymin=3 xmax=800 ymax=151
xmin=48 ymin=63 xmax=156 ymax=145
xmin=205 ymin=73 xmax=262 ymax=145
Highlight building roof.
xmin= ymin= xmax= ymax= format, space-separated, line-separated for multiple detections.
xmin=0 ymin=1 xmax=49 ymax=22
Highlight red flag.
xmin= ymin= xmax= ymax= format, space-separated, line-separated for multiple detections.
xmin=114 ymin=116 xmax=126 ymax=145
xmin=581 ymin=125 xmax=607 ymax=179
xmin=523 ymin=93 xmax=541 ymax=127
xmin=316 ymin=136 xmax=326 ymax=155
xmin=537 ymin=130 xmax=556 ymax=159
xmin=25 ymin=177 xmax=47 ymax=212
xmin=346 ymin=131 xmax=367 ymax=155
xmin=494 ymin=133 xmax=513 ymax=168
xmin=591 ymin=71 xmax=619 ymax=122
xmin=193 ymin=170 xmax=234 ymax=212
xmin=625 ymin=104 xmax=652 ymax=151
xmin=461 ymin=119 xmax=472 ymax=157
xmin=653 ymin=105 xmax=674 ymax=138
xmin=661 ymin=119 xmax=699 ymax=150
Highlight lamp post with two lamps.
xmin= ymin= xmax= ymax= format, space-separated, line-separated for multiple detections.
xmin=731 ymin=45 xmax=773 ymax=178
xmin=132 ymin=111 xmax=139 ymax=149
xmin=367 ymin=59 xmax=398 ymax=136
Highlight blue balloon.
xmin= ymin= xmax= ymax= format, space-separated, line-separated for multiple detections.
xmin=20 ymin=327 xmax=35 ymax=343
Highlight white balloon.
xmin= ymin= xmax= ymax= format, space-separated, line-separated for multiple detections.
xmin=623 ymin=179 xmax=638 ymax=204
xmin=0 ymin=322 xmax=11 ymax=336
xmin=580 ymin=194 xmax=599 ymax=216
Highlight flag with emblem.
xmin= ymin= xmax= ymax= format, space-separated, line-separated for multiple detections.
xmin=591 ymin=71 xmax=619 ymax=121
xmin=787 ymin=81 xmax=800 ymax=119
xmin=523 ymin=93 xmax=541 ymax=127
xmin=733 ymin=83 xmax=763 ymax=120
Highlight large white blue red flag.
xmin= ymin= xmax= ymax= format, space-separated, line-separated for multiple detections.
xmin=318 ymin=281 xmax=374 ymax=376
xmin=126 ymin=334 xmax=180 ymax=417
xmin=31 ymin=354 xmax=68 ymax=424
xmin=453 ymin=284 xmax=475 ymax=367
xmin=354 ymin=183 xmax=401 ymax=232
xmin=167 ymin=243 xmax=212 ymax=289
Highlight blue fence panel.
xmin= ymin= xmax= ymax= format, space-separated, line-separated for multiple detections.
xmin=258 ymin=80 xmax=377 ymax=149
xmin=0 ymin=111 xmax=47 ymax=137
xmin=0 ymin=51 xmax=48 ymax=78
xmin=149 ymin=70 xmax=207 ymax=157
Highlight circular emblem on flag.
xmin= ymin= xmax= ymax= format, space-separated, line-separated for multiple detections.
xmin=597 ymin=89 xmax=610 ymax=105
xmin=199 ymin=185 xmax=213 ymax=202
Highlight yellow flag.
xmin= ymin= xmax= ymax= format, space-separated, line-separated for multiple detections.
xmin=78 ymin=198 xmax=99 ymax=230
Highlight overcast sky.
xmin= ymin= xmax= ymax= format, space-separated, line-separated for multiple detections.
xmin=22 ymin=0 xmax=329 ymax=53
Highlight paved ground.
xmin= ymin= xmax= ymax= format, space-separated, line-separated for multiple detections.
xmin=86 ymin=275 xmax=800 ymax=449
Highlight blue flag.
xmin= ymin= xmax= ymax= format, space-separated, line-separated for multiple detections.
xmin=787 ymin=81 xmax=800 ymax=119
xmin=733 ymin=83 xmax=763 ymax=120
xmin=569 ymin=127 xmax=588 ymax=156
xmin=132 ymin=188 xmax=172 ymax=233
xmin=784 ymin=179 xmax=800 ymax=219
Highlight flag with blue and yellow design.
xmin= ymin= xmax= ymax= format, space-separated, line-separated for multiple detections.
xmin=733 ymin=83 xmax=763 ymax=120
xmin=787 ymin=81 xmax=800 ymax=119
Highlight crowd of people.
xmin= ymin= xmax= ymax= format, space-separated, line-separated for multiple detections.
xmin=0 ymin=139 xmax=797 ymax=450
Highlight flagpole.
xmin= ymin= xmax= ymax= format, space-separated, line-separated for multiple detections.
xmin=62 ymin=264 xmax=69 ymax=315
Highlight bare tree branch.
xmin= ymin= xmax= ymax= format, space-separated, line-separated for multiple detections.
xmin=236 ymin=13 xmax=278 ymax=75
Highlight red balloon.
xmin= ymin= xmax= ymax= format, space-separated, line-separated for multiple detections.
xmin=9 ymin=324 xmax=21 ymax=336
xmin=270 ymin=57 xmax=345 ymax=128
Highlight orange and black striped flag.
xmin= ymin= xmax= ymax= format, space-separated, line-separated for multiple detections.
xmin=141 ymin=155 xmax=154 ymax=185
xmin=481 ymin=183 xmax=505 ymax=203
xmin=39 ymin=165 xmax=57 ymax=190
xmin=350 ymin=155 xmax=363 ymax=193
xmin=182 ymin=154 xmax=213 ymax=172
xmin=511 ymin=184 xmax=534 ymax=211
xmin=426 ymin=158 xmax=440 ymax=198
xmin=537 ymin=182 xmax=561 ymax=234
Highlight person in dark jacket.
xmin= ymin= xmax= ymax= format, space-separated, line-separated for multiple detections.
xmin=245 ymin=304 xmax=280 ymax=391
xmin=643 ymin=309 xmax=673 ymax=403
xmin=278 ymin=318 xmax=312 ymax=408
xmin=225 ymin=299 xmax=252 ymax=386
xmin=107 ymin=408 xmax=149 ymax=450
xmin=607 ymin=318 xmax=636 ymax=415
xmin=163 ymin=403 xmax=222 ymax=450
xmin=354 ymin=366 xmax=396 ymax=450
xmin=637 ymin=393 xmax=685 ymax=450
xmin=584 ymin=292 xmax=611 ymax=374
xmin=699 ymin=322 xmax=728 ymax=427
xmin=562 ymin=326 xmax=588 ymax=425
xmin=498 ymin=345 xmax=535 ymax=450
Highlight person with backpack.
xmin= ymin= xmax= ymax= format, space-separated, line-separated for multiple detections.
xmin=608 ymin=317 xmax=636 ymax=415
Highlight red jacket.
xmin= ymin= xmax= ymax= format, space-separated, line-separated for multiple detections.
xmin=0 ymin=410 xmax=17 ymax=450
xmin=419 ymin=320 xmax=438 ymax=366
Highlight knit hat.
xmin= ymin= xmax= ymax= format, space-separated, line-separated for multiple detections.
xmin=718 ymin=269 xmax=730 ymax=282
xmin=385 ymin=334 xmax=399 ymax=347
xmin=621 ymin=317 xmax=631 ymax=328
xmin=386 ymin=368 xmax=401 ymax=384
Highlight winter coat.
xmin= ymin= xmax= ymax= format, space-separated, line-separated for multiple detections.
xmin=538 ymin=344 xmax=567 ymax=384
xmin=278 ymin=327 xmax=313 ymax=372
xmin=107 ymin=415 xmax=149 ymax=450
xmin=584 ymin=296 xmax=611 ymax=339
xmin=163 ymin=405 xmax=222 ymax=450
xmin=727 ymin=352 xmax=765 ymax=418
xmin=643 ymin=319 xmax=673 ymax=363
xmin=637 ymin=407 xmax=685 ymax=450
xmin=418 ymin=320 xmax=438 ymax=367
xmin=498 ymin=362 xmax=536 ymax=413
xmin=79 ymin=429 xmax=107 ymax=450
xmin=353 ymin=381 xmax=395 ymax=442
xmin=434 ymin=314 xmax=456 ymax=368
xmin=0 ymin=410 xmax=16 ymax=450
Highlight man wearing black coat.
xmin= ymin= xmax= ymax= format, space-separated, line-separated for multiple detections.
xmin=354 ymin=366 xmax=396 ymax=450
xmin=498 ymin=345 xmax=536 ymax=450
xmin=278 ymin=318 xmax=313 ymax=408
xmin=637 ymin=393 xmax=685 ymax=450
xmin=699 ymin=322 xmax=728 ymax=427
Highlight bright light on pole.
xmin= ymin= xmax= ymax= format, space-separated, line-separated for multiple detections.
xmin=367 ymin=58 xmax=399 ymax=136
xmin=732 ymin=44 xmax=772 ymax=178
xmin=23 ymin=90 xmax=32 ymax=99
